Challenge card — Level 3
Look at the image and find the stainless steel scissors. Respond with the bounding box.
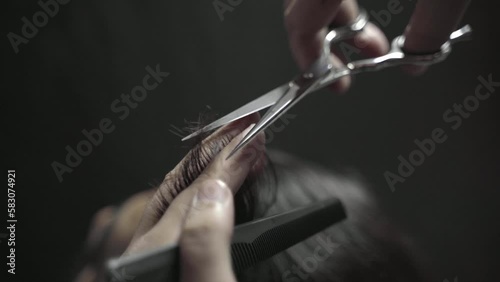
[182,9,472,159]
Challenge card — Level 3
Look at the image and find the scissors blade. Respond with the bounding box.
[181,83,290,141]
[226,78,318,159]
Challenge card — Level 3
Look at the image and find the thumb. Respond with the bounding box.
[179,180,236,282]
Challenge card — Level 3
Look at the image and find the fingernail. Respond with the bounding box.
[194,180,229,207]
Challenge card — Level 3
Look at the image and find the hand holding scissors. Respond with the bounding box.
[284,0,471,89]
[183,3,472,159]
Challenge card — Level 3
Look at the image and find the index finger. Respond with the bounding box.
[284,0,345,70]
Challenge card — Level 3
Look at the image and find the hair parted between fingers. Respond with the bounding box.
[151,112,276,225]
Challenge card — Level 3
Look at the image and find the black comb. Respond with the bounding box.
[106,198,345,282]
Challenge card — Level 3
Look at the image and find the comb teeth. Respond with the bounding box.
[231,218,316,272]
[231,223,289,272]
[253,223,288,259]
[231,243,258,272]
[230,198,346,273]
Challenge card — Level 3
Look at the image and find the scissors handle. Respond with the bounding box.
[315,24,473,89]
[348,25,472,73]
[306,9,369,78]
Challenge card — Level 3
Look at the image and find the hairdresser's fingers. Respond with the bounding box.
[147,123,264,243]
[129,114,260,242]
[180,182,236,282]
[332,22,389,62]
[402,0,470,75]
[285,0,388,93]
[329,1,389,59]
[285,0,348,92]
[126,124,265,254]
[329,2,388,92]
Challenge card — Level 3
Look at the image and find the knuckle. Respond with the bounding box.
[197,172,230,191]
[182,219,220,244]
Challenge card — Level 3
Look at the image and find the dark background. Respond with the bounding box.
[2,0,499,281]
